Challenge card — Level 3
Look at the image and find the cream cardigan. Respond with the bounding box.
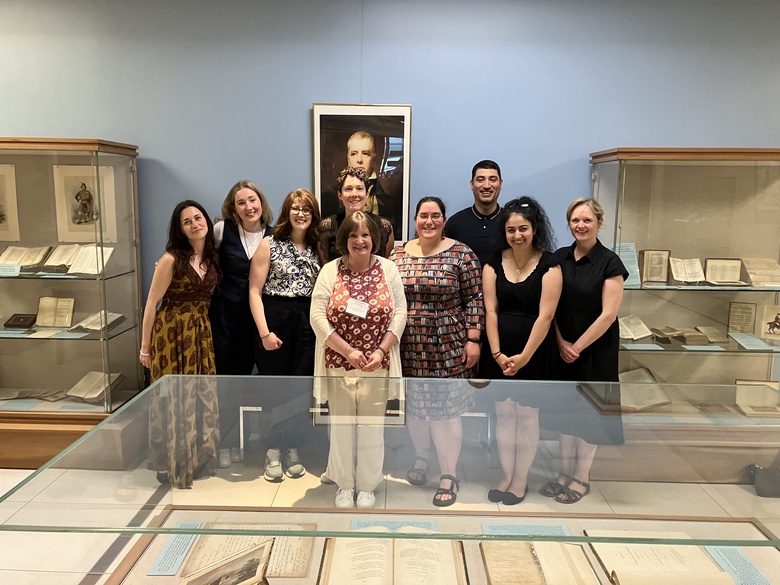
[309,255,407,402]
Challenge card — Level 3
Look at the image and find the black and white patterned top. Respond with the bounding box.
[262,236,321,298]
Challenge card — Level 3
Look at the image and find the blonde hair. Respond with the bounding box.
[566,197,604,225]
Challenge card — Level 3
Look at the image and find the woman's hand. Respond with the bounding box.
[139,348,152,369]
[502,353,528,376]
[463,340,480,369]
[346,347,367,370]
[558,338,580,363]
[261,332,283,351]
[362,349,385,372]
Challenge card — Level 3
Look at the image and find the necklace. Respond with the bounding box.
[511,252,537,275]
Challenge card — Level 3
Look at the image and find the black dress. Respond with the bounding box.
[540,240,628,445]
[484,250,560,406]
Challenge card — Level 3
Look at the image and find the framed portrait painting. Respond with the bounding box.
[0,164,20,241]
[313,103,411,241]
[53,165,117,243]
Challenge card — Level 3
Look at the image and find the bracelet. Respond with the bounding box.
[491,350,502,358]
[376,347,387,357]
[139,351,150,357]
[260,332,273,339]
[467,338,480,344]
[494,353,504,362]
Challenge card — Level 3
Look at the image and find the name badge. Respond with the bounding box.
[346,298,369,319]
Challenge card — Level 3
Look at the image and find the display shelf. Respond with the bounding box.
[0,137,143,466]
[591,147,780,387]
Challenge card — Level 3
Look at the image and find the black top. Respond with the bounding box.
[484,250,560,383]
[215,220,250,303]
[445,204,501,267]
[554,239,628,382]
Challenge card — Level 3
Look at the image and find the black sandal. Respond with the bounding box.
[539,473,573,497]
[406,456,429,486]
[555,477,590,504]
[433,474,459,507]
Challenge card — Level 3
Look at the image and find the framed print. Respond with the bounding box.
[760,304,780,340]
[53,165,117,243]
[0,164,20,241]
[313,103,411,241]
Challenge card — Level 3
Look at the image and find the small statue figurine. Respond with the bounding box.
[73,182,97,224]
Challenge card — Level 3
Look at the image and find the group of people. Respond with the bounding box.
[139,159,627,512]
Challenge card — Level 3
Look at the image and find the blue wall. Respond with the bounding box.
[2,0,779,293]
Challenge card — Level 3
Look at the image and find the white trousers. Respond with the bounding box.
[326,368,388,491]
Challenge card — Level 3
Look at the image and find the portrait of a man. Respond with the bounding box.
[314,104,411,241]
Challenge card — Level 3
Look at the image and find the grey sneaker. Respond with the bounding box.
[218,449,232,469]
[264,448,283,482]
[284,448,306,478]
[335,488,355,508]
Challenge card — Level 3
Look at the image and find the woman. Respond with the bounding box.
[541,197,627,504]
[310,211,407,509]
[483,197,561,505]
[249,189,321,482]
[139,200,221,489]
[318,167,394,264]
[210,180,273,375]
[390,197,484,507]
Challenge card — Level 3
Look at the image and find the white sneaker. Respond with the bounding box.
[218,449,231,469]
[335,488,355,508]
[264,448,283,482]
[356,490,376,509]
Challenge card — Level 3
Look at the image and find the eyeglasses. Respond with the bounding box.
[417,213,443,222]
[290,207,312,216]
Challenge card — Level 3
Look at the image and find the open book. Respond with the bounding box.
[480,540,599,584]
[618,368,671,412]
[182,540,272,585]
[638,249,669,283]
[735,379,780,417]
[35,297,75,328]
[319,526,467,585]
[742,257,780,286]
[66,244,114,275]
[618,315,652,341]
[67,371,124,403]
[585,529,735,585]
[704,258,749,286]
[43,244,88,272]
[68,311,126,334]
[0,245,51,267]
[668,257,705,284]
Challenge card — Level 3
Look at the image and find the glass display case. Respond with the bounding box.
[0,138,143,466]
[0,375,778,584]
[590,148,780,387]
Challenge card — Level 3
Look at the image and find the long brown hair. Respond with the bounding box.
[272,189,321,247]
[166,200,221,278]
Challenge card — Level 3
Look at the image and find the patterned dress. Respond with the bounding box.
[147,261,220,489]
[391,241,485,419]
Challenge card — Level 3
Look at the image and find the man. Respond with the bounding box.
[445,160,503,266]
[346,131,399,237]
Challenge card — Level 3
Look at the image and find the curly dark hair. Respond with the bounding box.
[166,199,220,279]
[494,196,556,253]
[337,167,369,192]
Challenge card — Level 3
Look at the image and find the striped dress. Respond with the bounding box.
[391,241,485,419]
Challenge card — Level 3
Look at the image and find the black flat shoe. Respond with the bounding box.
[502,486,529,505]
[487,489,506,503]
[156,472,170,484]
